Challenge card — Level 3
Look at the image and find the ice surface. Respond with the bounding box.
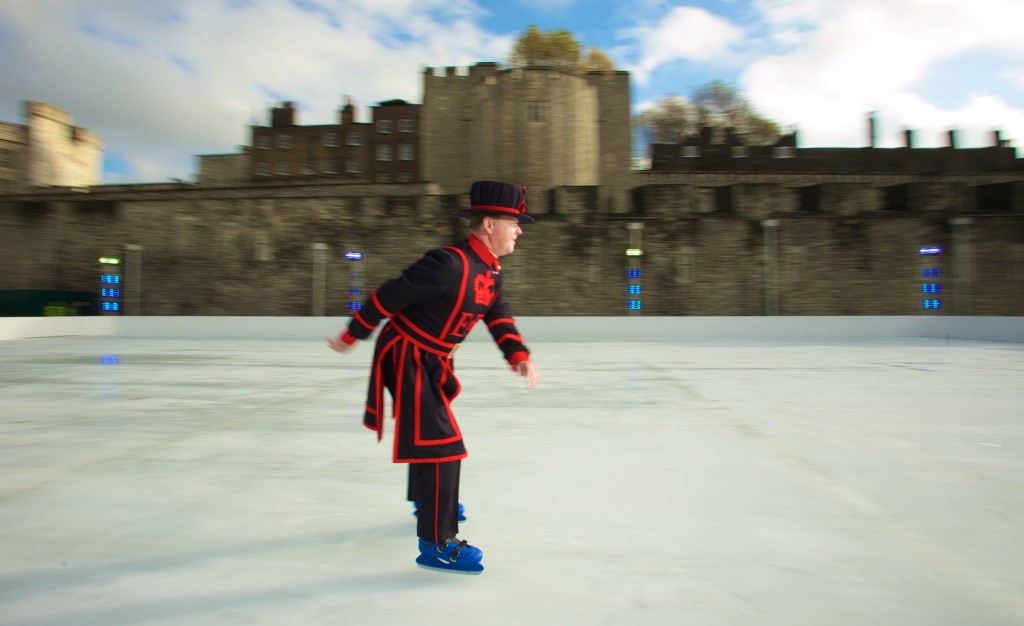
[1,336,1023,626]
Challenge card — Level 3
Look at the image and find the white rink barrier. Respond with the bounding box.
[2,315,1022,343]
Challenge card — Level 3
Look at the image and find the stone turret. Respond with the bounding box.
[25,101,104,188]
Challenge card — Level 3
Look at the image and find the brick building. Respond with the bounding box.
[247,98,420,184]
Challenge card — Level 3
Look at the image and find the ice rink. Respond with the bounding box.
[2,331,1023,625]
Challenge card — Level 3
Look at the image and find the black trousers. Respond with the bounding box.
[407,460,461,543]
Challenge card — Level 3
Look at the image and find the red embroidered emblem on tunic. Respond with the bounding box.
[474,271,496,306]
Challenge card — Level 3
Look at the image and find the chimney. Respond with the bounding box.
[867,112,877,148]
[947,129,957,149]
[270,101,295,128]
[340,96,355,124]
[904,128,914,149]
[993,130,1002,147]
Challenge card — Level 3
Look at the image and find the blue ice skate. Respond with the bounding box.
[413,502,466,522]
[416,537,484,574]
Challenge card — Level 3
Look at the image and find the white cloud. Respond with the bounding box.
[741,0,1024,147]
[621,6,743,85]
[0,0,510,183]
[1006,71,1024,91]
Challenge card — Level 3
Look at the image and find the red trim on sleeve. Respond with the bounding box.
[339,331,357,345]
[507,351,529,367]
[496,333,523,346]
[487,317,514,329]
[353,310,373,331]
[371,292,393,317]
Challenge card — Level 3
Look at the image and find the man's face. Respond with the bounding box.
[488,216,522,257]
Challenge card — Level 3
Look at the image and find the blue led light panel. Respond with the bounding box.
[101,302,120,311]
[922,284,941,293]
[627,300,641,310]
[921,268,941,278]
[627,285,641,294]
[101,288,121,298]
[919,246,943,255]
[627,269,641,279]
[100,274,121,284]
[922,299,942,309]
[348,301,363,311]
[349,287,362,296]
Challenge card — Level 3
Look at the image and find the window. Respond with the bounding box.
[256,135,271,150]
[346,159,362,174]
[675,246,695,285]
[714,186,732,212]
[325,159,339,174]
[376,173,393,183]
[528,101,547,123]
[399,119,414,133]
[785,246,805,282]
[300,160,315,175]
[731,146,749,158]
[347,132,362,146]
[256,162,271,176]
[799,185,822,212]
[255,231,272,262]
[276,161,291,175]
[398,144,414,161]
[682,146,701,158]
[276,134,292,149]
[377,120,393,133]
[323,133,339,147]
[774,146,795,158]
[377,145,393,161]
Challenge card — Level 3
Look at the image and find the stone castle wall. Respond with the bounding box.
[2,177,1022,317]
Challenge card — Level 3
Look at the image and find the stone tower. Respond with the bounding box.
[25,101,104,188]
[421,63,632,211]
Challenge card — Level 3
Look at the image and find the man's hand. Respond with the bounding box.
[326,335,356,354]
[515,359,539,389]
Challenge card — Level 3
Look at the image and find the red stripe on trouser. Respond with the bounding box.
[434,464,440,543]
[409,461,461,543]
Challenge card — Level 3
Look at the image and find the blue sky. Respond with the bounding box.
[1,0,1023,183]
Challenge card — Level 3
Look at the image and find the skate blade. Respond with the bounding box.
[415,554,484,575]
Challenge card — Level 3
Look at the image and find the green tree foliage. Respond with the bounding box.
[634,81,781,155]
[509,26,616,72]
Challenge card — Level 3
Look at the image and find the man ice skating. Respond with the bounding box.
[326,180,540,574]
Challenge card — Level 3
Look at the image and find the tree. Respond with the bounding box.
[633,81,781,158]
[692,81,778,143]
[634,95,700,146]
[581,47,616,72]
[509,26,616,72]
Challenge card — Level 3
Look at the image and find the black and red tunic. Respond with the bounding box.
[341,234,530,463]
